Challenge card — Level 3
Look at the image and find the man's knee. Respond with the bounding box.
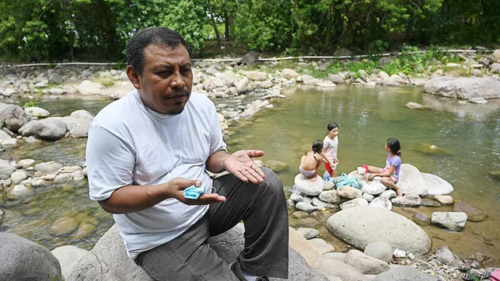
[261,167,285,198]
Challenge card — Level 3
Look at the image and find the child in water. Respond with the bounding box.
[299,140,324,181]
[322,122,339,179]
[363,138,403,197]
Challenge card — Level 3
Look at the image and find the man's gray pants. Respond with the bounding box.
[134,167,289,280]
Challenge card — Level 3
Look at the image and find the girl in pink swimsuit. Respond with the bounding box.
[299,140,324,180]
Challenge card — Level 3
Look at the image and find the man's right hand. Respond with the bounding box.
[167,177,226,205]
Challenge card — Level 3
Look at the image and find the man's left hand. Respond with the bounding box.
[224,150,266,184]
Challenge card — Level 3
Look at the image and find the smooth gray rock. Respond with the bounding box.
[391,194,421,207]
[369,197,392,210]
[431,212,467,231]
[0,233,62,280]
[0,159,16,180]
[345,250,390,275]
[361,181,386,195]
[52,245,89,280]
[327,206,431,255]
[294,174,324,196]
[435,246,462,267]
[19,118,67,140]
[364,241,393,263]
[242,51,259,66]
[297,228,320,240]
[340,198,369,210]
[0,104,30,132]
[68,224,328,281]
[319,190,341,204]
[398,164,427,196]
[308,238,335,255]
[372,266,440,281]
[422,173,454,195]
[35,161,63,173]
[296,201,320,213]
[423,76,500,99]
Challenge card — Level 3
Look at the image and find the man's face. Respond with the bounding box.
[127,44,193,115]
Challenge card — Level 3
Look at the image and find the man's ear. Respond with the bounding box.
[126,66,141,89]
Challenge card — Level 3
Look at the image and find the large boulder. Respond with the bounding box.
[76,80,103,95]
[19,118,67,140]
[242,51,259,66]
[372,266,440,281]
[327,206,431,255]
[431,212,467,231]
[397,164,427,196]
[422,173,454,195]
[68,224,328,281]
[0,104,30,132]
[423,77,500,100]
[0,233,62,280]
[344,250,390,275]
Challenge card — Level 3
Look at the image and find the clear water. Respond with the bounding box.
[227,85,500,265]
[1,87,499,265]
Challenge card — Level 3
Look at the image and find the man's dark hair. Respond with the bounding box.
[126,27,192,76]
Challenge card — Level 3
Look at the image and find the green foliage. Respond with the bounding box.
[22,101,39,108]
[0,0,498,61]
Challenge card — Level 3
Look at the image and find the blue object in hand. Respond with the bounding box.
[183,184,207,200]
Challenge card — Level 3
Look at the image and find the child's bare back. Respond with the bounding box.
[300,151,322,171]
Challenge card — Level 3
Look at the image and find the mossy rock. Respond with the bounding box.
[72,223,96,240]
[489,171,500,180]
[265,160,289,173]
[49,216,79,236]
[414,143,452,156]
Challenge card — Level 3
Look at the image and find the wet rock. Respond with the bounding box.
[297,227,320,239]
[8,184,33,198]
[340,198,369,210]
[420,198,441,207]
[18,118,67,140]
[431,212,467,231]
[17,159,35,169]
[24,107,50,118]
[290,193,305,202]
[0,232,62,280]
[412,213,431,226]
[406,102,427,109]
[265,160,289,172]
[296,201,320,213]
[49,217,79,236]
[10,171,28,184]
[35,161,63,173]
[414,143,452,156]
[488,171,500,180]
[327,206,431,255]
[364,241,393,263]
[292,211,309,219]
[434,195,453,205]
[72,223,96,240]
[54,174,71,183]
[294,174,323,196]
[453,202,486,222]
[0,159,16,180]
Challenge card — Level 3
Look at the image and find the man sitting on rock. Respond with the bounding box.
[86,27,288,281]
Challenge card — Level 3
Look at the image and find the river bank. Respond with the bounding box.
[0,49,499,280]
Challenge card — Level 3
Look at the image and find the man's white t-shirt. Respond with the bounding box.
[323,136,338,162]
[86,90,226,258]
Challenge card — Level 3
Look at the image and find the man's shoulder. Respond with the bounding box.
[92,90,139,128]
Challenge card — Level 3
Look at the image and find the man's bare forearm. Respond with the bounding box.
[99,183,172,214]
